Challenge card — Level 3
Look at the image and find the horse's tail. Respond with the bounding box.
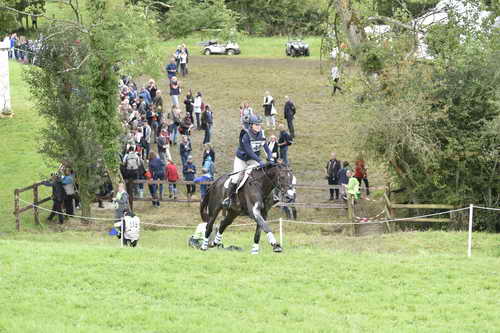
[200,187,210,222]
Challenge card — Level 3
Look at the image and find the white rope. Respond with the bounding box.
[474,206,500,212]
[19,198,119,221]
[280,207,470,226]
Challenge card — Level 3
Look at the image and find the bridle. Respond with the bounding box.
[254,163,293,198]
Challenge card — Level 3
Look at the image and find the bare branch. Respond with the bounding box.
[144,1,173,18]
[58,54,90,73]
[0,5,87,32]
[366,16,424,33]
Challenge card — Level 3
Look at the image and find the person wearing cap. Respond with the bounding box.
[222,114,272,208]
[183,156,197,198]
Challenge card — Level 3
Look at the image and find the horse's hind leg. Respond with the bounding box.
[213,210,238,247]
[201,207,221,251]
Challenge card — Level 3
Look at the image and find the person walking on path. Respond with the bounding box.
[331,65,342,95]
[283,95,296,139]
[184,89,194,120]
[325,152,341,200]
[277,124,293,165]
[166,58,177,80]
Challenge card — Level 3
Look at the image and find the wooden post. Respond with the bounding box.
[347,193,353,221]
[14,189,20,231]
[33,184,40,225]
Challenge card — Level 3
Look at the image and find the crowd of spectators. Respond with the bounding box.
[4,33,40,65]
[325,152,370,201]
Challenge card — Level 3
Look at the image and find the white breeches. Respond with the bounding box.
[229,157,259,184]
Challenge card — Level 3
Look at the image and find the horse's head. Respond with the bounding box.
[265,163,295,197]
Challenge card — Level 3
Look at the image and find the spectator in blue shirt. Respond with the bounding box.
[202,155,215,179]
[194,168,213,200]
[165,58,177,80]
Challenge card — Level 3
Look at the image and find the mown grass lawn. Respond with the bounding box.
[1,231,499,332]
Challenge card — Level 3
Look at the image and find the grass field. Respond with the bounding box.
[3,6,500,331]
[1,231,500,332]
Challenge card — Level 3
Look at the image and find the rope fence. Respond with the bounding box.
[15,196,500,257]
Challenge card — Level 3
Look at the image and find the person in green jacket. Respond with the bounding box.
[346,170,361,200]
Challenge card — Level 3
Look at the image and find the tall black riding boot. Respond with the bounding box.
[222,182,238,208]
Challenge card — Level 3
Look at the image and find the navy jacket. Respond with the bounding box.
[236,129,272,162]
[149,157,165,177]
[284,101,296,120]
[278,130,292,150]
[183,162,196,181]
[42,178,66,202]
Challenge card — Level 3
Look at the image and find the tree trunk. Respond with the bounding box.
[334,0,366,49]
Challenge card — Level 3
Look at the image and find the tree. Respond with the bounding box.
[20,0,162,220]
[353,4,500,230]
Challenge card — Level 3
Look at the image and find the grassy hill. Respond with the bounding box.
[2,231,500,332]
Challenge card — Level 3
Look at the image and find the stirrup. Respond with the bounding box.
[222,197,231,208]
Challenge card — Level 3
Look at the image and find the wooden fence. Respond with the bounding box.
[13,181,52,231]
[13,179,361,231]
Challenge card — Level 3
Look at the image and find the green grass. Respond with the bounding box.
[0,61,52,233]
[1,231,499,332]
[162,34,323,59]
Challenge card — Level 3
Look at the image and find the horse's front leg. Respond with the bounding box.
[251,201,282,253]
[251,224,261,255]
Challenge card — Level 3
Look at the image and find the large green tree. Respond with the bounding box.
[20,0,162,220]
[353,5,500,230]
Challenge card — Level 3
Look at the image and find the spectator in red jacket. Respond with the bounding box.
[165,159,179,199]
[354,159,369,196]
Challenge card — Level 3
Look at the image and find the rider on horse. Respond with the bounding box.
[222,115,272,208]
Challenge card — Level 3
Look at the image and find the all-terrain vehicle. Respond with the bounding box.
[285,40,310,57]
[199,40,241,56]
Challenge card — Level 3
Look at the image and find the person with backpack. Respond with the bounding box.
[122,146,143,196]
[277,124,292,165]
[283,95,296,139]
[201,104,213,145]
[165,159,179,199]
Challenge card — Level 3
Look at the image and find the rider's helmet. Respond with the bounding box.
[249,115,263,125]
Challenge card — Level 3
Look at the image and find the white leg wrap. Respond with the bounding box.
[267,232,277,245]
[201,238,209,250]
[251,243,259,254]
[214,232,223,245]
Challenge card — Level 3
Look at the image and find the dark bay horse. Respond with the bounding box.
[200,163,294,254]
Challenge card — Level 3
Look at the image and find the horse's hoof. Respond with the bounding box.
[215,243,224,249]
[272,244,283,253]
[251,250,259,255]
